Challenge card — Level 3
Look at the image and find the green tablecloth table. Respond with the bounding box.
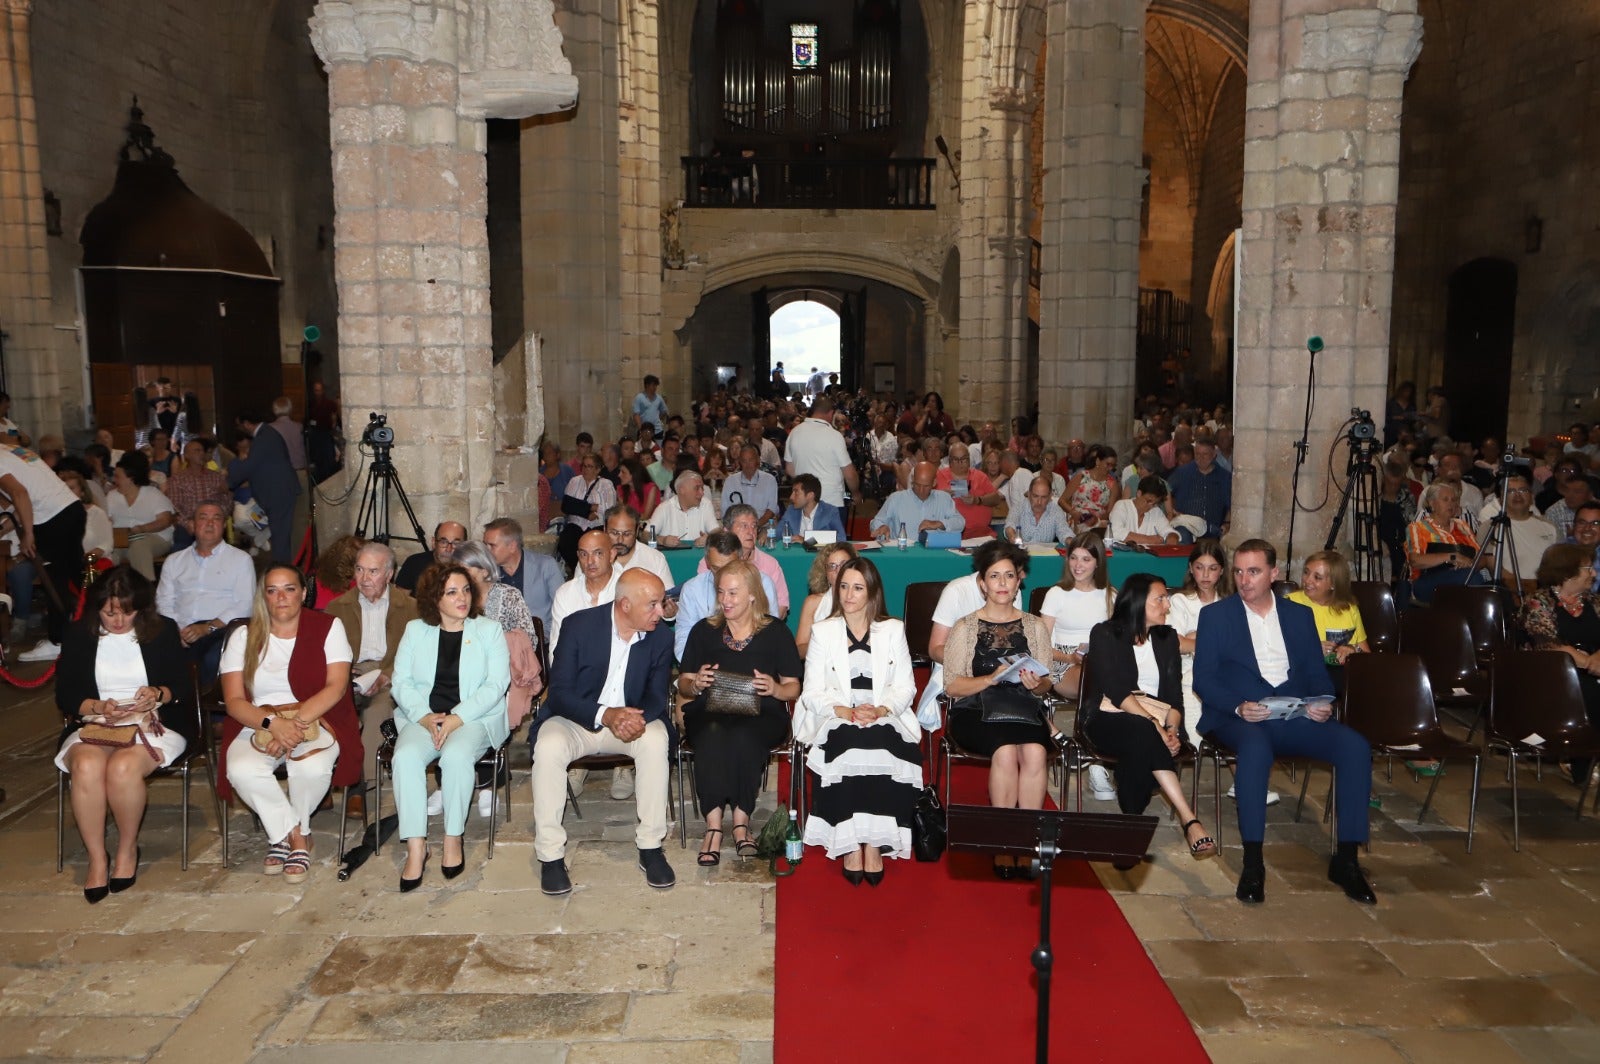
[662,544,1190,634]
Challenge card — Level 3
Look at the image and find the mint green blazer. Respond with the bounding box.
[391,615,512,748]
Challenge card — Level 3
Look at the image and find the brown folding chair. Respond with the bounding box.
[1487,651,1600,851]
[1342,654,1481,851]
[1350,581,1399,653]
[1432,584,1515,668]
[1027,586,1050,615]
[903,581,944,668]
[1399,608,1488,738]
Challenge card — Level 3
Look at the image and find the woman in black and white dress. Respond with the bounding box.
[796,558,920,885]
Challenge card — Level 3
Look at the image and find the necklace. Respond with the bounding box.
[1556,590,1585,617]
[721,626,755,652]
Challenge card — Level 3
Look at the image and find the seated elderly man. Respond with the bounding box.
[870,461,964,542]
[676,529,782,660]
[154,501,254,687]
[531,569,676,895]
[1003,474,1074,546]
[724,444,779,526]
[326,542,419,804]
[396,521,467,592]
[549,529,621,651]
[483,518,564,631]
[693,503,790,617]
[648,469,719,546]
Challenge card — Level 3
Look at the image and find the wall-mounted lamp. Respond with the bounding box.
[1525,215,1543,254]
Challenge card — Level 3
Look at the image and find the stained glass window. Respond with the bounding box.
[790,23,818,70]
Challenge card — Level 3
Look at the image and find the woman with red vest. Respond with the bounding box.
[219,564,362,883]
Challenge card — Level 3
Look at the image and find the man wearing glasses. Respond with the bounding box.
[395,521,468,592]
[604,504,675,600]
[1487,472,1558,595]
[936,441,1001,534]
[1568,501,1600,594]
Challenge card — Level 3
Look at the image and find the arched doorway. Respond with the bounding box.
[1444,258,1518,444]
[770,299,842,393]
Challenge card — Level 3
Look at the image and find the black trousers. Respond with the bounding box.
[35,502,86,645]
[1084,710,1177,816]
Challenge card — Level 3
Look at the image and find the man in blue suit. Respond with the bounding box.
[1193,539,1375,906]
[531,569,676,895]
[228,410,302,562]
[774,473,848,543]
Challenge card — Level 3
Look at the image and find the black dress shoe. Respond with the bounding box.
[638,847,676,889]
[441,843,465,880]
[83,884,109,905]
[1328,858,1377,904]
[863,868,884,887]
[842,864,866,886]
[540,859,573,896]
[109,847,140,894]
[399,852,429,893]
[1236,866,1265,905]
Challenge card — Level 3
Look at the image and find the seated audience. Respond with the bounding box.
[1108,475,1178,546]
[938,442,1000,533]
[1287,550,1370,696]
[616,458,661,521]
[1004,474,1074,546]
[1519,543,1600,784]
[775,473,848,543]
[795,557,920,884]
[1060,444,1121,531]
[531,570,676,896]
[163,438,230,549]
[650,470,719,546]
[55,463,114,563]
[795,543,858,657]
[483,518,563,632]
[678,559,801,866]
[673,529,781,661]
[605,504,674,588]
[155,501,255,687]
[54,567,191,902]
[870,461,964,541]
[558,452,618,570]
[389,563,511,890]
[549,529,620,652]
[725,444,779,526]
[1080,573,1215,863]
[1040,532,1113,702]
[396,522,468,592]
[312,534,365,609]
[1406,481,1493,603]
[1570,501,1600,594]
[219,565,362,885]
[106,451,176,580]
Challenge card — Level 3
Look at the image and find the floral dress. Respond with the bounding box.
[1069,473,1115,527]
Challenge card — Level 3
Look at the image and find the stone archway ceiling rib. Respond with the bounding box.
[1147,0,1247,68]
[986,0,1047,102]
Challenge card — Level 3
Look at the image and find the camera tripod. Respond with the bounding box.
[354,444,427,548]
[1325,432,1383,582]
[1466,449,1525,601]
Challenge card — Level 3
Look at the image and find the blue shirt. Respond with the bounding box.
[674,566,781,661]
[870,488,965,537]
[724,470,778,520]
[633,392,668,432]
[549,464,575,500]
[1167,462,1232,538]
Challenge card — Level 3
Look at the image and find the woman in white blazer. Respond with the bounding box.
[390,564,511,891]
[795,557,922,886]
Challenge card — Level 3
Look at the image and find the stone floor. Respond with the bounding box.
[5,674,1600,1062]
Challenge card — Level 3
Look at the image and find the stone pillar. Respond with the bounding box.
[0,0,61,440]
[1037,0,1146,452]
[1231,0,1422,564]
[618,0,662,391]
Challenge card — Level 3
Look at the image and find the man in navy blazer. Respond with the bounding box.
[774,473,848,542]
[228,411,301,562]
[531,569,676,895]
[1193,539,1375,906]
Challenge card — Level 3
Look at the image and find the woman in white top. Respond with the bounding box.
[795,557,921,884]
[794,543,857,657]
[1166,539,1231,746]
[55,465,115,560]
[220,565,358,884]
[1040,533,1114,700]
[105,451,175,581]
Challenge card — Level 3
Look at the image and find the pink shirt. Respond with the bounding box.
[696,546,790,615]
[937,467,996,532]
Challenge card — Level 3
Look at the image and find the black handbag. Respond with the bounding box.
[965,684,1046,726]
[912,786,947,862]
[704,671,761,716]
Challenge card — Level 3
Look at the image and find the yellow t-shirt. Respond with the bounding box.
[1288,591,1367,648]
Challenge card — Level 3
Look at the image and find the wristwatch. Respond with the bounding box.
[260,716,274,731]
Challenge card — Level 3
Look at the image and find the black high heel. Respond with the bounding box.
[400,851,429,893]
[441,840,465,880]
[841,864,866,886]
[864,869,884,887]
[83,884,109,904]
[109,846,141,894]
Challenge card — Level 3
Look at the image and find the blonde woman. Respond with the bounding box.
[794,543,858,657]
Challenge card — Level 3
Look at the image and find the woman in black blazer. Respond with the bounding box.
[54,566,193,902]
[1081,573,1216,860]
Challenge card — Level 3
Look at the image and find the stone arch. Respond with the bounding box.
[987,0,1047,100]
[1147,0,1248,68]
[1204,229,1236,375]
[701,248,934,306]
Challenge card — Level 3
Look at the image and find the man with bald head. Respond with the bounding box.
[327,541,419,791]
[532,568,676,895]
[870,460,965,542]
[548,528,620,651]
[396,520,468,591]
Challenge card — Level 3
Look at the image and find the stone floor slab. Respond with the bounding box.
[452,932,675,994]
[305,993,629,1043]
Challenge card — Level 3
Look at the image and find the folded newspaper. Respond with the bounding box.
[1258,696,1331,720]
[992,653,1053,685]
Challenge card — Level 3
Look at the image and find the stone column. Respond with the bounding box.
[1230,0,1422,563]
[618,0,662,392]
[1037,0,1147,452]
[0,0,61,440]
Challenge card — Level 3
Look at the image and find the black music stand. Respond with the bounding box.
[947,805,1159,1064]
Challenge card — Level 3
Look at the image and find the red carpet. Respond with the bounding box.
[774,764,1210,1063]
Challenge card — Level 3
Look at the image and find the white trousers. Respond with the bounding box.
[225,728,339,845]
[531,716,669,862]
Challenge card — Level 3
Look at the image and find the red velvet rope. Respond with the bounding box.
[0,580,88,689]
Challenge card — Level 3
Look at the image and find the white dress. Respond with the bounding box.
[55,630,188,770]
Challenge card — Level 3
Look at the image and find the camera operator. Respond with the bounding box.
[229,410,302,563]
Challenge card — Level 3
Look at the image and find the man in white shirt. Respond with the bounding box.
[605,504,674,587]
[1482,472,1558,593]
[155,501,255,685]
[649,471,719,546]
[784,396,858,507]
[1108,477,1179,545]
[724,445,779,526]
[997,450,1064,525]
[870,462,964,541]
[1,445,87,661]
[746,422,782,470]
[549,529,622,652]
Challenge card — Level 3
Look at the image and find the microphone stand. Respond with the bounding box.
[1285,336,1323,566]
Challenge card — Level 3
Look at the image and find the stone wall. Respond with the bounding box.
[1187,63,1245,383]
[1140,98,1195,295]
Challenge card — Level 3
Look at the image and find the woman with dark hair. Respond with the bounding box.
[220,565,361,885]
[389,562,511,890]
[796,557,920,885]
[1520,543,1600,781]
[944,540,1056,865]
[54,566,191,902]
[312,534,365,609]
[106,450,176,579]
[617,457,662,521]
[1168,539,1233,744]
[1081,574,1216,861]
[896,391,955,438]
[1041,532,1113,700]
[1060,444,1121,531]
[678,559,801,865]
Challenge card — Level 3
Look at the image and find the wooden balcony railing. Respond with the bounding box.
[682,156,936,210]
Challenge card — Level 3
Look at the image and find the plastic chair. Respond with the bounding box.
[1350,581,1399,653]
[902,581,944,668]
[1342,653,1481,851]
[1487,651,1600,851]
[1431,584,1514,668]
[1399,608,1488,738]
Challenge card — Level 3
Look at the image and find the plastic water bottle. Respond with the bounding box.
[784,809,803,864]
[898,522,908,551]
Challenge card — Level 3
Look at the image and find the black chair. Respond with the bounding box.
[1432,584,1515,669]
[675,703,801,848]
[1350,581,1399,653]
[1487,650,1600,851]
[903,582,944,668]
[1342,653,1481,851]
[56,663,225,873]
[1399,608,1488,738]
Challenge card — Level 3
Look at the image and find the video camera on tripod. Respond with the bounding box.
[353,410,425,548]
[1324,407,1383,580]
[1345,408,1379,459]
[362,412,395,451]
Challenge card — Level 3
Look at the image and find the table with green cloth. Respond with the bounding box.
[661,544,1190,633]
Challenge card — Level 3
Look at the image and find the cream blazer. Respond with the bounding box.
[795,617,919,746]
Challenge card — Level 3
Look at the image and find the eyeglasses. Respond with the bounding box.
[1575,519,1600,529]
[436,538,465,548]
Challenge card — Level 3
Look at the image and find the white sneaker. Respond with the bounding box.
[477,788,494,819]
[18,639,60,663]
[567,767,589,792]
[611,765,635,800]
[1087,765,1117,801]
[1226,784,1281,806]
[426,789,444,817]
